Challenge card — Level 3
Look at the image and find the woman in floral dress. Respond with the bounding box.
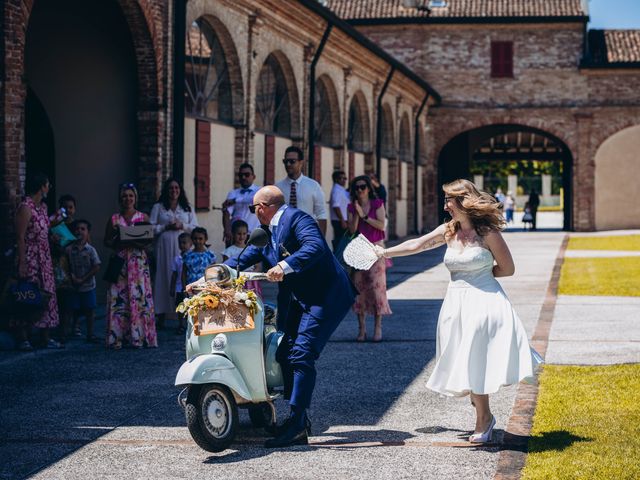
[14,172,60,350]
[103,184,157,349]
[347,175,392,342]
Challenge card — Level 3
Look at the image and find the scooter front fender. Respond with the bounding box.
[175,354,251,401]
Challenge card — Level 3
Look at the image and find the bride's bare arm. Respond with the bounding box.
[376,224,447,258]
[484,230,515,277]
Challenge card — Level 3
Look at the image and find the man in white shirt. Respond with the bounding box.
[329,170,350,250]
[276,146,327,235]
[222,163,260,245]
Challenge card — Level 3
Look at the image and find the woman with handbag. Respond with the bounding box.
[149,178,197,332]
[14,172,61,350]
[347,175,392,342]
[103,183,157,349]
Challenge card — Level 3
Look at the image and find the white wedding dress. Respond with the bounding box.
[426,245,542,397]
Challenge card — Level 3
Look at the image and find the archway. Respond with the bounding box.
[594,124,640,230]
[24,0,150,286]
[437,125,573,230]
[314,75,342,147]
[347,91,372,153]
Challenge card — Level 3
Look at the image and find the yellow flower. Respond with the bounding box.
[205,296,219,309]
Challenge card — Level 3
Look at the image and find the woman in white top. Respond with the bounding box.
[150,178,198,329]
[375,179,540,443]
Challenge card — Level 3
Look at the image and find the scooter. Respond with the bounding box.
[175,232,284,452]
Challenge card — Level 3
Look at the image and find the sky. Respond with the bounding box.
[588,0,640,29]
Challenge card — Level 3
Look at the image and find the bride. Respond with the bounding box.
[375,179,541,443]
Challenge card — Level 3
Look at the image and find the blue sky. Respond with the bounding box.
[588,0,640,29]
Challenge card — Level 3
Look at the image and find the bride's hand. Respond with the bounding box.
[373,245,386,258]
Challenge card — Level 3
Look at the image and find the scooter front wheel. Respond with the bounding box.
[185,384,238,452]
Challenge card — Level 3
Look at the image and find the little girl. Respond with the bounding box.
[222,220,262,296]
[181,227,216,287]
[171,232,192,334]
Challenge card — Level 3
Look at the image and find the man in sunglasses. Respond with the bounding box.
[222,163,260,246]
[275,146,327,235]
[226,185,356,448]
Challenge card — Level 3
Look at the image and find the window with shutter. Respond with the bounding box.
[491,41,513,78]
[313,144,322,183]
[264,135,275,185]
[195,120,211,210]
[348,151,355,181]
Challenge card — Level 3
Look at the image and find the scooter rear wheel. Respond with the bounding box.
[186,384,238,452]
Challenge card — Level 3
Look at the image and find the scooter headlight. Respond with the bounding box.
[211,334,227,351]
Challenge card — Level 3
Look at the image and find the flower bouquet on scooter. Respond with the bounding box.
[177,275,261,336]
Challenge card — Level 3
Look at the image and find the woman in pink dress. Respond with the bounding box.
[14,172,61,350]
[103,184,157,349]
[347,175,392,342]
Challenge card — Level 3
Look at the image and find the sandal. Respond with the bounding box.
[46,339,64,349]
[18,341,33,352]
[74,328,83,337]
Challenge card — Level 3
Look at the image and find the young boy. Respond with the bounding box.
[66,220,101,343]
[171,232,192,334]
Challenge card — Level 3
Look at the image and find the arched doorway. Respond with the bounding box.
[438,125,573,230]
[24,0,153,288]
[346,91,372,181]
[594,124,640,230]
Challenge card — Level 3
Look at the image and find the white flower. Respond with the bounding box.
[239,292,248,301]
[244,300,252,307]
[234,292,243,302]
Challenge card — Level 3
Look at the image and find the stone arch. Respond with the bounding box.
[255,50,301,138]
[185,14,244,124]
[437,123,574,230]
[594,124,640,230]
[417,120,428,165]
[347,90,372,153]
[8,0,163,206]
[380,102,395,158]
[398,113,412,162]
[314,74,342,147]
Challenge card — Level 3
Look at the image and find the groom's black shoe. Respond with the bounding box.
[264,424,308,448]
[268,416,312,437]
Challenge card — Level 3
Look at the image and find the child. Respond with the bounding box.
[58,194,76,225]
[522,202,534,231]
[66,219,102,343]
[182,227,216,288]
[171,232,192,334]
[222,220,262,296]
[53,194,77,341]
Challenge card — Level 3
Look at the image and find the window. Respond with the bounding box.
[491,41,513,78]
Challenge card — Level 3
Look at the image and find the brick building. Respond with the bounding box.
[1,0,440,269]
[326,0,640,231]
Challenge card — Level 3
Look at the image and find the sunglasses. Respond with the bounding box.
[355,184,368,191]
[248,202,272,214]
[120,182,136,189]
[238,172,252,178]
[282,158,300,166]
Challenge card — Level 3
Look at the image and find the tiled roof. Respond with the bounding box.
[325,0,587,20]
[603,30,640,63]
[585,29,640,66]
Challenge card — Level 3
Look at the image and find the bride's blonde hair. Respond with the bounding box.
[443,179,505,239]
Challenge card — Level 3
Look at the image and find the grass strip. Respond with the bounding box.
[567,235,640,251]
[522,364,640,480]
[558,256,640,296]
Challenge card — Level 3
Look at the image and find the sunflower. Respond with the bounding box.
[205,296,219,309]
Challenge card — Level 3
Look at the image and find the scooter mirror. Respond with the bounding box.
[247,227,269,248]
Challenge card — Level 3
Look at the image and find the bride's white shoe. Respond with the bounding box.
[469,415,496,443]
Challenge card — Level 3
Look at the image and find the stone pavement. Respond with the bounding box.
[546,230,640,365]
[0,231,565,480]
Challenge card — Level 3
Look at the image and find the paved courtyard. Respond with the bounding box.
[1,231,566,480]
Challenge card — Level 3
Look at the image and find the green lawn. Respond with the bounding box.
[567,235,640,251]
[522,364,640,480]
[558,256,640,296]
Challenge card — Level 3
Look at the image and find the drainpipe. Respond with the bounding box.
[172,0,187,183]
[375,67,395,177]
[308,23,333,179]
[413,93,429,234]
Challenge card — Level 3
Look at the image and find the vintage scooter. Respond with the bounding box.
[175,229,284,452]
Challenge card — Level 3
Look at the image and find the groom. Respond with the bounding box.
[226,185,356,448]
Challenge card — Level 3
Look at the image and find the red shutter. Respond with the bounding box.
[195,120,211,210]
[264,135,275,185]
[313,145,322,184]
[348,151,355,181]
[491,41,513,78]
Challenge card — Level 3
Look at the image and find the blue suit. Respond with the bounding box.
[226,207,356,409]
